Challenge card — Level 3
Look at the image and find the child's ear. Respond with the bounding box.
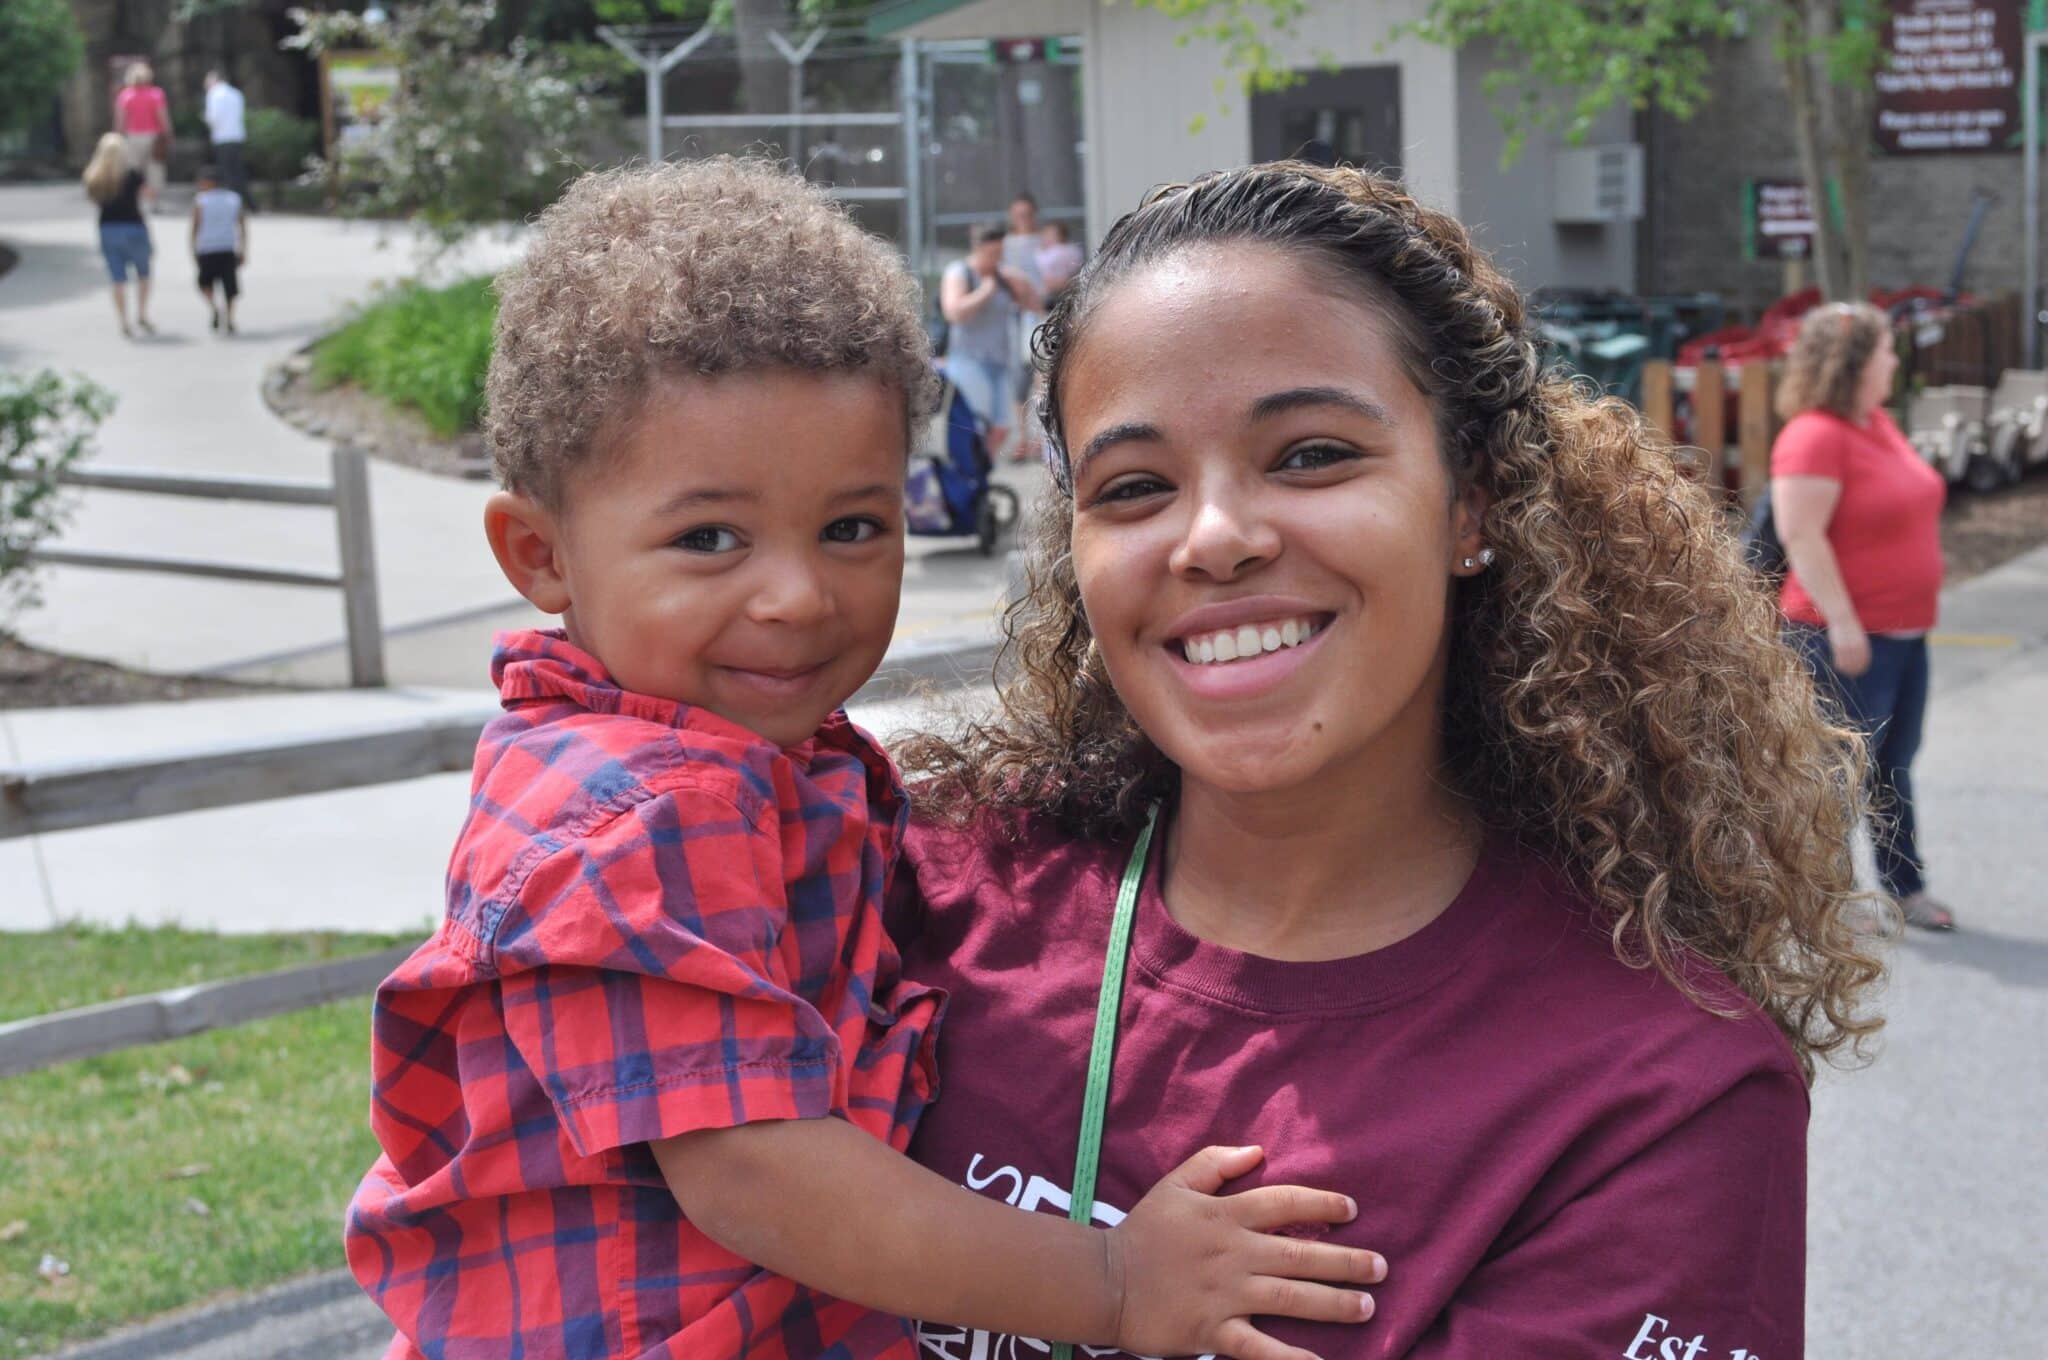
[484,491,572,615]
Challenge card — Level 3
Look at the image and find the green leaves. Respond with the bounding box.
[286,1,613,255]
[0,371,113,624]
[0,0,86,135]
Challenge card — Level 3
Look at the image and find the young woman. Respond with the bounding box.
[1772,302,1954,930]
[894,162,1884,1358]
[83,132,155,338]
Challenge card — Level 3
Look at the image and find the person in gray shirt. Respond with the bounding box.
[939,223,1043,456]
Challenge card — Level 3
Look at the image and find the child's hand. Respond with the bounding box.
[1106,1145,1384,1360]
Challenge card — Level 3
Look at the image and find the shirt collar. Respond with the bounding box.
[489,628,898,793]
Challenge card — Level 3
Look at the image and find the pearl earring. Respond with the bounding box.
[1462,548,1497,571]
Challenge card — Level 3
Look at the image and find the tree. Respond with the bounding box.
[287,0,611,253]
[0,0,86,136]
[1,371,113,624]
[1134,0,1889,300]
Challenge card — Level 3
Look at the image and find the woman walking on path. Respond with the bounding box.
[1771,303,1955,931]
[83,133,156,339]
[891,162,1884,1357]
[113,63,173,209]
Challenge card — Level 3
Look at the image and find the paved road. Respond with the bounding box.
[0,183,1032,689]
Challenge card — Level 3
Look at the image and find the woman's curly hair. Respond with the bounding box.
[899,161,1884,1077]
[487,157,937,508]
[1775,301,1891,421]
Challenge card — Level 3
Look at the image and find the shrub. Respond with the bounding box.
[0,0,84,136]
[287,0,610,254]
[1,370,114,622]
[312,277,496,436]
[244,108,321,208]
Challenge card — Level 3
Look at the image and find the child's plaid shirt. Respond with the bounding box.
[345,630,944,1359]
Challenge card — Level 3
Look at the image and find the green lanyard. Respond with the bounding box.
[1051,803,1159,1360]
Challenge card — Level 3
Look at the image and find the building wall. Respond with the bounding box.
[898,0,1462,246]
[1643,32,2026,314]
[1453,37,1637,295]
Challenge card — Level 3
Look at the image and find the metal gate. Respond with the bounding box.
[594,26,1086,282]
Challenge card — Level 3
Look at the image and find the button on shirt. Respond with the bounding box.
[345,630,943,1360]
[205,81,246,143]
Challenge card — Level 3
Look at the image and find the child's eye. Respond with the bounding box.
[672,526,743,554]
[1278,442,1360,472]
[822,517,885,544]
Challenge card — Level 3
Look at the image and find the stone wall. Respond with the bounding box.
[58,0,321,167]
[1642,32,2026,317]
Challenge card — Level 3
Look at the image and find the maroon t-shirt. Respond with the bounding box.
[892,808,1807,1360]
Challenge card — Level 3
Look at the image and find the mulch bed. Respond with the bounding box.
[263,354,493,482]
[1939,468,2048,584]
[0,635,293,711]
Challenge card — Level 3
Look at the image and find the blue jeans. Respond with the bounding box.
[1788,625,1929,897]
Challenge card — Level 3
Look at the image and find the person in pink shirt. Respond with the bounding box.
[893,161,1887,1358]
[1771,302,1953,931]
[113,63,173,209]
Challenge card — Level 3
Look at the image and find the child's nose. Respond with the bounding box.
[746,558,834,627]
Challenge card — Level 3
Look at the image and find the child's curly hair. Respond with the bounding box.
[899,162,1886,1078]
[487,157,938,507]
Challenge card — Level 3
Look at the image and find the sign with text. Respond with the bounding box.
[1747,180,1816,260]
[1873,0,2022,154]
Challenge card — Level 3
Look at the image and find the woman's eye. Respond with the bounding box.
[672,526,742,554]
[1093,476,1169,505]
[1278,442,1360,472]
[822,516,884,544]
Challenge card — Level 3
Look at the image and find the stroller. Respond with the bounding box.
[905,367,1021,555]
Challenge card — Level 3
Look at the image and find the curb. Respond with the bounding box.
[40,1269,372,1360]
[0,630,999,841]
[0,943,421,1078]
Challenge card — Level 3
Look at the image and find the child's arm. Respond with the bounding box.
[655,1117,1383,1360]
[237,203,248,264]
[190,203,200,258]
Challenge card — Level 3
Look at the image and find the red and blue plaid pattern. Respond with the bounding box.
[345,630,943,1360]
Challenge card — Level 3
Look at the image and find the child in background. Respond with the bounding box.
[344,158,1387,1360]
[1036,221,1084,306]
[190,166,245,334]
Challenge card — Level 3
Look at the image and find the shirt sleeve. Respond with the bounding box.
[1408,1066,1807,1360]
[491,784,844,1159]
[1771,414,1846,481]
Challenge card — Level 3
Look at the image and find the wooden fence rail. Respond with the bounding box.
[8,445,385,686]
[1639,358,1781,510]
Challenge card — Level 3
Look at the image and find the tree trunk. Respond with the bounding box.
[1776,4,1845,299]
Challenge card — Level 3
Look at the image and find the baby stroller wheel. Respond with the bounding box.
[975,496,1000,555]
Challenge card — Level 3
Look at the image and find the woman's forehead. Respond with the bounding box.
[1064,246,1429,429]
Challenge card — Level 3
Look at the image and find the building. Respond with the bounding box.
[869,0,1645,295]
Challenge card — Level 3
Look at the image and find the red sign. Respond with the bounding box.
[1873,0,2022,154]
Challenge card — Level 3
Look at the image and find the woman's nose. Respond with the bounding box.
[1167,488,1282,582]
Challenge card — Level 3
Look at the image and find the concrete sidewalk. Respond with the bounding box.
[0,183,1039,689]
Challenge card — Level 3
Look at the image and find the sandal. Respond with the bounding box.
[1898,892,1958,932]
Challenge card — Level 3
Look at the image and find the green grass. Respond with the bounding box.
[312,275,497,436]
[0,924,415,1025]
[0,998,382,1356]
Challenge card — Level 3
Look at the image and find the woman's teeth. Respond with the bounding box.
[1179,616,1323,665]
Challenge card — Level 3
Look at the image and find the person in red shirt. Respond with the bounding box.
[112,63,172,210]
[345,159,1386,1360]
[1771,302,1953,930]
[896,161,1890,1357]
